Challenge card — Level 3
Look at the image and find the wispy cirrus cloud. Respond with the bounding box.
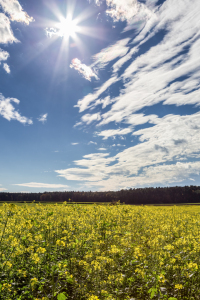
[55,152,115,183]
[81,112,101,125]
[38,113,48,124]
[92,38,130,69]
[75,75,117,112]
[13,182,69,188]
[71,142,79,145]
[96,127,133,139]
[0,0,34,24]
[0,94,33,124]
[70,58,99,81]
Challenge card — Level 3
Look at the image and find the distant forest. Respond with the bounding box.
[1,186,200,204]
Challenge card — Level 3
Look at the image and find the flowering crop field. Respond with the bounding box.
[1,203,200,300]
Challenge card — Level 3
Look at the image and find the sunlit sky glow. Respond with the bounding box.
[1,0,200,192]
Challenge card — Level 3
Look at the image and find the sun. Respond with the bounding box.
[57,17,78,38]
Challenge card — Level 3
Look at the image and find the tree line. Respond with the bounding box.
[1,185,200,204]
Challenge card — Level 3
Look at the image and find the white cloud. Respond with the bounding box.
[56,112,200,190]
[38,113,48,123]
[88,141,97,145]
[125,113,158,126]
[75,75,117,112]
[3,62,10,73]
[71,142,79,145]
[70,58,99,81]
[112,46,138,73]
[101,96,112,109]
[0,0,34,24]
[13,182,69,188]
[45,27,58,38]
[0,13,18,44]
[98,147,107,150]
[103,0,144,22]
[0,93,33,124]
[96,127,133,139]
[55,152,115,182]
[189,178,195,181]
[0,186,7,191]
[84,0,200,129]
[81,112,101,125]
[0,47,9,62]
[93,0,155,33]
[92,38,130,69]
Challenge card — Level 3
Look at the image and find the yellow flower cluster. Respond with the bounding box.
[1,203,200,299]
[56,239,66,247]
[1,283,12,291]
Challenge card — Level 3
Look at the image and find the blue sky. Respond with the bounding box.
[0,0,200,193]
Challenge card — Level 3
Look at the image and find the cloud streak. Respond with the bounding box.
[75,75,117,112]
[70,58,99,81]
[96,127,133,139]
[92,38,130,69]
[13,182,69,188]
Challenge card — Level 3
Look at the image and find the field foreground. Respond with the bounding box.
[0,203,200,300]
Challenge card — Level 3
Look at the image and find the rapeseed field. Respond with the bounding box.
[0,202,200,300]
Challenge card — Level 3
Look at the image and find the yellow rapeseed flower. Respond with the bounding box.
[175,284,183,289]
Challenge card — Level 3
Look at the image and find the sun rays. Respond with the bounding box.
[57,17,78,38]
[42,1,105,86]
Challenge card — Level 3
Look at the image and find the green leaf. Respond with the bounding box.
[67,276,74,284]
[168,298,177,300]
[148,287,157,299]
[57,293,67,300]
[47,212,54,217]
